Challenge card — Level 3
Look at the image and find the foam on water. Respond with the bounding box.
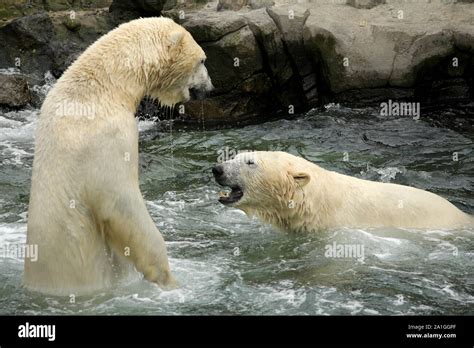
[0,110,38,143]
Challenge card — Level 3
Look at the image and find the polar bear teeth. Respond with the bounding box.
[218,186,244,205]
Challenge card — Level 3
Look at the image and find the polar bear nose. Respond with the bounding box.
[212,165,224,179]
[190,87,209,100]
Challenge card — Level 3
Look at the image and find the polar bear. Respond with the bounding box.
[25,17,213,295]
[213,151,473,232]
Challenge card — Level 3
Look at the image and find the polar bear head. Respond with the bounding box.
[114,18,213,107]
[213,151,314,231]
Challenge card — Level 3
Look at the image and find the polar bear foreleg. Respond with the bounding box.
[100,189,177,289]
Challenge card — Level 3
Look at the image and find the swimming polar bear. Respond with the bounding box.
[213,151,473,232]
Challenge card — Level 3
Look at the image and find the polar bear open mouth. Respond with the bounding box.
[218,186,244,205]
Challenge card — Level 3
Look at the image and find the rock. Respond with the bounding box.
[0,12,56,76]
[242,9,292,86]
[52,10,115,71]
[243,8,314,107]
[249,0,274,9]
[200,25,262,93]
[79,0,114,9]
[62,17,82,31]
[303,2,474,103]
[174,9,258,94]
[0,0,113,22]
[167,5,316,123]
[346,0,385,10]
[217,0,247,11]
[42,0,74,11]
[0,73,31,108]
[174,6,314,122]
[216,0,273,11]
[163,0,177,10]
[172,9,247,42]
[181,24,279,123]
[266,5,317,105]
[177,0,215,8]
[109,0,166,15]
[390,29,455,87]
[304,10,394,93]
[0,10,115,78]
[267,5,311,76]
[181,73,274,125]
[453,25,474,53]
[0,1,23,21]
[1,0,473,125]
[41,0,114,11]
[128,0,211,14]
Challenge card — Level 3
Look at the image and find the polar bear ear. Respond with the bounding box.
[169,31,185,47]
[290,171,310,187]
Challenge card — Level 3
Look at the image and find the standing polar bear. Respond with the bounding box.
[213,151,473,232]
[25,17,213,295]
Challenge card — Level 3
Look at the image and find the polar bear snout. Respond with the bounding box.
[187,63,213,101]
[189,87,208,100]
[212,163,236,187]
[212,161,240,186]
[213,163,245,205]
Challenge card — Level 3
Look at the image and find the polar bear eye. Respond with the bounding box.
[200,59,205,64]
[246,160,255,166]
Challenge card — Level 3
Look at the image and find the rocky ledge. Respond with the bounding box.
[0,0,473,126]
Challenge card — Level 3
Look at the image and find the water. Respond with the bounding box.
[0,99,473,315]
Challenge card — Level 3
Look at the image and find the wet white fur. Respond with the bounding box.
[219,151,473,232]
[25,18,212,295]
